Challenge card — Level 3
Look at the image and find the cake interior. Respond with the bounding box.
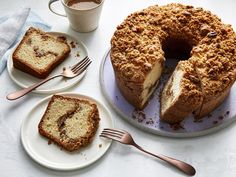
[15,31,68,70]
[62,102,93,139]
[161,68,184,115]
[141,60,163,107]
[41,97,94,141]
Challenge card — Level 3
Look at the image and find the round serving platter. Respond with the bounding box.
[100,49,236,138]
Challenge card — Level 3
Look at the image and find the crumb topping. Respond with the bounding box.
[178,61,203,105]
[111,3,236,99]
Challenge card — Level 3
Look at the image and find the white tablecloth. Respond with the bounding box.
[1,0,236,177]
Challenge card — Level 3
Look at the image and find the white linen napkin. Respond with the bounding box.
[0,8,51,74]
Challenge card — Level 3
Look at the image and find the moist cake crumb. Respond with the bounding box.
[132,109,146,123]
[70,41,76,48]
[38,95,100,152]
[207,114,212,118]
[218,115,224,120]
[169,123,184,131]
[146,118,154,125]
[193,119,203,123]
[57,36,67,42]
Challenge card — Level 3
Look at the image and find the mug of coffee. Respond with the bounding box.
[49,0,104,32]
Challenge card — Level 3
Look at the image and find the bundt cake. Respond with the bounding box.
[13,27,71,79]
[38,95,100,151]
[110,3,236,123]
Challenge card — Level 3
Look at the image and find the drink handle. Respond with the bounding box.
[48,0,67,17]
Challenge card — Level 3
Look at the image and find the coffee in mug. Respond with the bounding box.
[66,0,101,10]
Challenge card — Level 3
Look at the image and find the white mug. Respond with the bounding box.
[49,0,104,32]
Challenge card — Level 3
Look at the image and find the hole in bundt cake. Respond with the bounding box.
[162,38,192,60]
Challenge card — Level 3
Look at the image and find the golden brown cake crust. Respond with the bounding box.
[176,61,203,104]
[111,7,166,84]
[13,27,71,79]
[38,95,100,152]
[111,3,236,118]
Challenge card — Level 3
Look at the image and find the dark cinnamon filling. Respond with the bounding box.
[57,105,80,135]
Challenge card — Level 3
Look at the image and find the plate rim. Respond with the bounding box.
[7,31,89,94]
[21,92,114,170]
[99,48,236,138]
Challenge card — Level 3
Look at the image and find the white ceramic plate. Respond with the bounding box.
[21,92,114,171]
[7,32,88,94]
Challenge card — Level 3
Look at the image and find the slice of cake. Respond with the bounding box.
[13,27,71,79]
[38,95,100,151]
[160,61,203,123]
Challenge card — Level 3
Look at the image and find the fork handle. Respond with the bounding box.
[6,74,62,100]
[132,143,196,176]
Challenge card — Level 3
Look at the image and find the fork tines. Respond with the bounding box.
[103,128,125,134]
[100,128,125,140]
[71,56,91,74]
[71,56,88,69]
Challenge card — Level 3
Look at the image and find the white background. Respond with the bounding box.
[0,0,236,177]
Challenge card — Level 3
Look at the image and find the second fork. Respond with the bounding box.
[100,128,196,176]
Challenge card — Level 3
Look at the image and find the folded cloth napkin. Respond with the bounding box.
[0,8,51,74]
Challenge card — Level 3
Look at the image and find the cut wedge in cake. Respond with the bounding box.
[115,58,165,109]
[13,27,71,79]
[160,61,203,124]
[38,95,100,152]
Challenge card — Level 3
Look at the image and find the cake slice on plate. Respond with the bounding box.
[38,95,100,151]
[13,27,71,79]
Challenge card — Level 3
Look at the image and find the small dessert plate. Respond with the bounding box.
[21,92,114,170]
[7,32,88,94]
[100,49,236,138]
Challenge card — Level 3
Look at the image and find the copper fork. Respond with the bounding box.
[100,128,196,176]
[6,56,91,100]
